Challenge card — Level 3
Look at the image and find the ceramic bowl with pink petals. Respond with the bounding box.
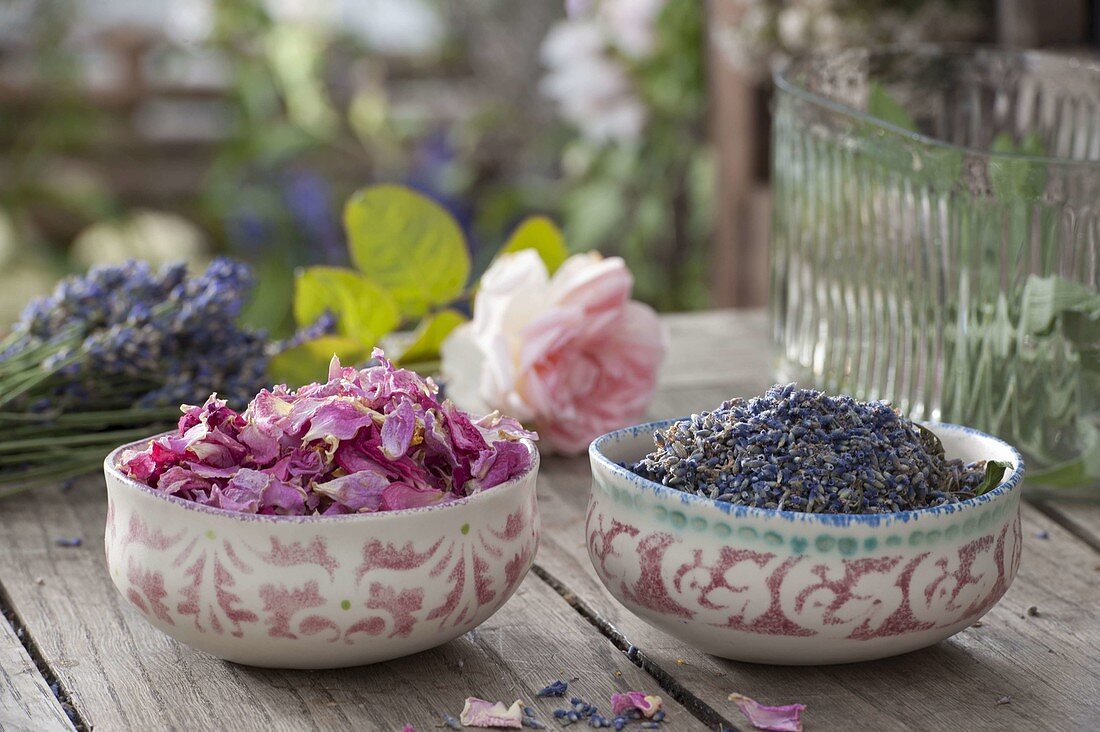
[102,351,541,668]
[103,437,539,668]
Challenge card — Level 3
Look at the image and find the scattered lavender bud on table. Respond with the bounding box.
[536,680,568,697]
[631,385,1002,514]
[53,537,82,548]
[996,696,1012,705]
[1035,530,1050,540]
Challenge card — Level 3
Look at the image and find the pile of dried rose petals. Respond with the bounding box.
[119,349,537,515]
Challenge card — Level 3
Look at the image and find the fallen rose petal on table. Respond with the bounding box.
[609,691,662,718]
[460,697,525,728]
[728,692,806,732]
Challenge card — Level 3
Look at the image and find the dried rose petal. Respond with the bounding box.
[208,468,269,513]
[121,349,536,515]
[238,421,282,464]
[300,398,372,444]
[312,470,390,512]
[261,478,306,514]
[459,698,524,729]
[443,401,489,454]
[380,483,445,511]
[156,466,210,496]
[381,398,417,460]
[728,693,805,732]
[610,691,662,718]
[476,411,539,442]
[475,441,532,491]
[120,448,157,482]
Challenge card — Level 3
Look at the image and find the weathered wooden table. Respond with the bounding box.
[2,311,1098,731]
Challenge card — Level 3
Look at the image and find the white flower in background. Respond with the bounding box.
[540,20,647,144]
[598,0,665,58]
[71,210,208,271]
[540,0,667,145]
[776,6,811,50]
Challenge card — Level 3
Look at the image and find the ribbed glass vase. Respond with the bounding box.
[771,48,1100,497]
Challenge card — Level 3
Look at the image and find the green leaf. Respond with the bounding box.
[974,460,1012,496]
[1029,459,1088,488]
[868,83,917,132]
[499,216,569,272]
[1020,275,1100,336]
[990,131,1047,200]
[293,266,400,346]
[915,424,946,459]
[240,255,295,336]
[395,309,468,365]
[344,185,470,317]
[266,336,369,387]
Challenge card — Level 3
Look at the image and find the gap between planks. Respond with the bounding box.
[530,562,740,732]
[1029,500,1100,555]
[0,579,81,732]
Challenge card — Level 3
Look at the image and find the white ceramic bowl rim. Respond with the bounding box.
[104,434,539,525]
[589,420,1025,527]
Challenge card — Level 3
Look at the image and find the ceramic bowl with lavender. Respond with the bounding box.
[103,437,539,669]
[586,421,1024,665]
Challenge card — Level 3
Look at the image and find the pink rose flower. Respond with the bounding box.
[441,250,666,455]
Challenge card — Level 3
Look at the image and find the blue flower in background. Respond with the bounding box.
[283,169,346,265]
[405,129,478,259]
[226,208,273,256]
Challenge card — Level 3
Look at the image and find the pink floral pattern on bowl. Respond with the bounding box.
[586,421,1024,664]
[104,437,539,669]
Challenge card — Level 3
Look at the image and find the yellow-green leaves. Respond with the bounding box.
[395,309,467,365]
[276,184,570,386]
[499,216,569,273]
[344,185,470,317]
[268,336,369,386]
[294,267,399,345]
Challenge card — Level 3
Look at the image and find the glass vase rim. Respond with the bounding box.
[773,44,1100,169]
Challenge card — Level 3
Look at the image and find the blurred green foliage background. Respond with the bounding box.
[0,0,711,336]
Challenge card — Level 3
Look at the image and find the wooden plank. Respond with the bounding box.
[1032,502,1100,554]
[0,611,75,732]
[657,309,773,391]
[0,479,709,732]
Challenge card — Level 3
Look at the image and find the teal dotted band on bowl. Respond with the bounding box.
[596,477,1012,557]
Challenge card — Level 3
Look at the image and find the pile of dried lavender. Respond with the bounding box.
[631,384,1007,514]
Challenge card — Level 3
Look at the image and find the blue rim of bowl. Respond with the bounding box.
[104,434,539,524]
[589,419,1025,527]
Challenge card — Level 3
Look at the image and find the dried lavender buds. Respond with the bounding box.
[631,385,1007,514]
